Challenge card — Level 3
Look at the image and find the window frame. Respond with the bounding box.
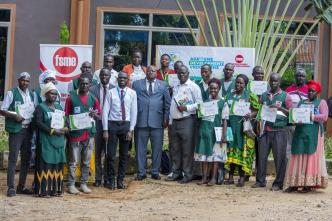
[95,7,205,70]
[0,4,15,98]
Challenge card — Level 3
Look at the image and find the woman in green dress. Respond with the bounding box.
[225,74,260,187]
[34,82,68,197]
[195,78,229,186]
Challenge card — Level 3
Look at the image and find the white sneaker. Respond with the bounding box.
[68,185,80,194]
[80,184,91,194]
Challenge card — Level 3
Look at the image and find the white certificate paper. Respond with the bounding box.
[51,110,65,129]
[16,102,35,120]
[69,112,92,130]
[168,74,180,87]
[232,101,251,116]
[260,105,277,123]
[250,81,268,95]
[200,100,219,117]
[290,108,311,124]
[214,127,223,142]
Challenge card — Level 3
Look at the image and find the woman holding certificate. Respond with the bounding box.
[195,78,229,186]
[33,82,68,197]
[284,80,329,193]
[225,74,260,187]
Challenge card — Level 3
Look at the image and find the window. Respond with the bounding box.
[0,8,11,100]
[100,11,199,71]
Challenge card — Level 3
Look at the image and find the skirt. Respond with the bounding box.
[284,129,328,189]
[194,143,227,162]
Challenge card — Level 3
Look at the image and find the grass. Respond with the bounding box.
[324,135,332,159]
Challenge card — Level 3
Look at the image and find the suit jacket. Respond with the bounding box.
[90,84,114,116]
[132,79,171,129]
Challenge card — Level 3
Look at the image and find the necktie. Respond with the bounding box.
[148,81,153,96]
[103,85,107,107]
[121,89,126,121]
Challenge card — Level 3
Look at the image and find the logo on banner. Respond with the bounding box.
[234,54,250,67]
[53,47,78,75]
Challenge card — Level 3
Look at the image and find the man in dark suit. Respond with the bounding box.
[90,68,114,187]
[132,65,171,180]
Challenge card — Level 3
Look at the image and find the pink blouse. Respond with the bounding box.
[313,99,328,123]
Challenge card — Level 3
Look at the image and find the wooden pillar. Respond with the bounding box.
[70,0,90,44]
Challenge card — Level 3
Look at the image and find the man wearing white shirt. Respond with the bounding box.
[102,72,137,189]
[166,65,203,184]
[0,72,34,197]
[93,54,118,87]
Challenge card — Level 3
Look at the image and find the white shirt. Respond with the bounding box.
[170,79,202,123]
[93,69,119,87]
[146,79,155,94]
[130,65,146,84]
[102,86,137,131]
[1,87,34,124]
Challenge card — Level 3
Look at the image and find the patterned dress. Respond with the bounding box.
[225,90,260,175]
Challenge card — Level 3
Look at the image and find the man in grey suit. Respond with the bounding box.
[132,65,171,180]
[90,68,114,187]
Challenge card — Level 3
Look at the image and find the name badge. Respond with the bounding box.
[275,101,282,108]
[74,106,81,114]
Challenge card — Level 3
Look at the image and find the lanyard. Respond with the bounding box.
[160,68,169,81]
[117,87,126,103]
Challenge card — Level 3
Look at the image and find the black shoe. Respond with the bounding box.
[16,186,33,195]
[165,175,182,182]
[93,181,102,187]
[178,177,191,184]
[135,175,147,181]
[7,188,16,197]
[105,180,116,190]
[117,181,126,189]
[270,185,282,191]
[251,183,266,188]
[103,181,109,187]
[151,174,161,180]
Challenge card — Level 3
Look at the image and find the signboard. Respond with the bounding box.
[40,44,93,106]
[156,45,255,80]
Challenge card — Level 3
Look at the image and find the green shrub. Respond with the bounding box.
[324,136,332,159]
[0,130,8,152]
[59,21,69,44]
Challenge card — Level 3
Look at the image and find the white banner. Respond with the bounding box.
[156,45,255,80]
[40,44,93,106]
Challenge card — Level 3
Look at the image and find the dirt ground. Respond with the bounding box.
[0,172,331,221]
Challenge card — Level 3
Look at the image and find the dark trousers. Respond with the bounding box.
[106,121,130,182]
[169,115,196,180]
[229,163,245,177]
[135,127,163,176]
[95,120,108,182]
[256,130,287,188]
[7,128,32,189]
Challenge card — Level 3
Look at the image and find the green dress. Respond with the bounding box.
[221,78,235,98]
[195,80,210,102]
[225,90,260,175]
[195,99,227,162]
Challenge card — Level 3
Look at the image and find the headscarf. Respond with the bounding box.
[307,80,321,94]
[39,70,56,85]
[41,82,58,97]
[18,72,30,80]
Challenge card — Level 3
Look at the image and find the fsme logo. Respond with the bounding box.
[234,54,250,67]
[235,54,244,63]
[53,47,78,75]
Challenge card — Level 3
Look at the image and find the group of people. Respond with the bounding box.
[1,48,329,198]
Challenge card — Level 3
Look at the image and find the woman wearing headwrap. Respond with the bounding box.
[284,80,329,193]
[34,70,57,105]
[33,82,68,197]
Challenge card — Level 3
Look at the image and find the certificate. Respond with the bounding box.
[16,102,35,120]
[199,100,219,117]
[214,127,233,142]
[231,101,250,116]
[259,105,277,123]
[51,110,65,129]
[289,108,311,124]
[168,74,180,87]
[249,81,268,95]
[69,112,92,130]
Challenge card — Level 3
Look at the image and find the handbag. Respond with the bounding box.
[243,119,256,139]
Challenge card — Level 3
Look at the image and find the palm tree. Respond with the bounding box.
[175,0,332,79]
